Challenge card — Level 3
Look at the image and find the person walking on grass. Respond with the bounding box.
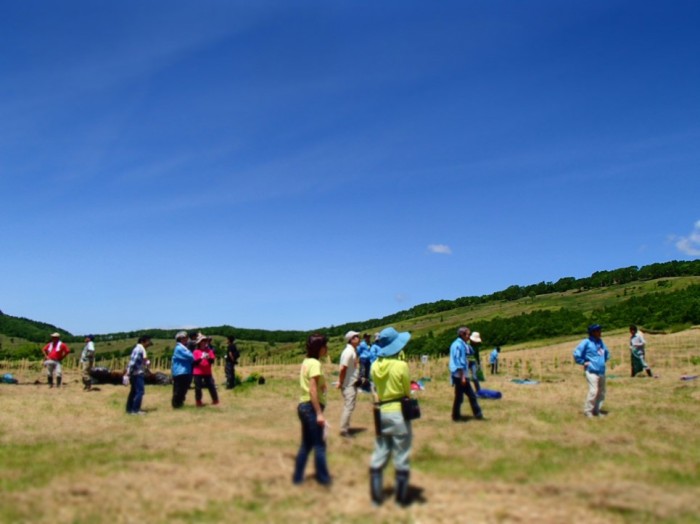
[573,324,610,418]
[171,331,194,408]
[193,334,219,407]
[42,332,70,388]
[630,325,654,378]
[225,335,240,389]
[369,327,413,507]
[80,335,96,391]
[449,327,483,422]
[292,334,331,486]
[124,335,152,415]
[338,330,361,438]
[489,346,501,375]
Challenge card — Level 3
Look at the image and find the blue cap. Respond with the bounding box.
[374,327,411,357]
[587,324,602,334]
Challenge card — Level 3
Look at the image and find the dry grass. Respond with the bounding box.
[1,330,699,523]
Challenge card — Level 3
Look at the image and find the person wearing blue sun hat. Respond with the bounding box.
[369,327,413,507]
[573,324,610,418]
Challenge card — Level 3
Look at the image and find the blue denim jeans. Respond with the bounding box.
[293,402,331,485]
[126,374,145,413]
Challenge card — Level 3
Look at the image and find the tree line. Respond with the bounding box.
[1,259,699,351]
[408,284,700,356]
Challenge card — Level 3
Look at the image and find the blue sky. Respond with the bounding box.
[1,1,699,335]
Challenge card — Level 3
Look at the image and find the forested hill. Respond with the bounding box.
[0,312,70,344]
[2,259,699,347]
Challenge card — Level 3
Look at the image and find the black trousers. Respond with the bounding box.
[452,377,482,419]
[194,375,219,403]
[172,374,193,408]
[224,360,236,389]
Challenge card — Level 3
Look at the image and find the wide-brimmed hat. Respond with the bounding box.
[195,334,210,344]
[375,327,411,358]
[50,332,60,338]
[469,332,482,343]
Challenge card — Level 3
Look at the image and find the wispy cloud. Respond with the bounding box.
[428,244,452,255]
[674,220,700,256]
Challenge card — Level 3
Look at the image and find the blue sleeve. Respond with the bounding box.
[573,341,587,365]
[174,345,194,362]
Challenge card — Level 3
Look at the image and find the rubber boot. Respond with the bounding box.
[370,468,383,506]
[395,470,410,507]
[57,376,62,388]
[646,368,654,377]
[48,376,54,388]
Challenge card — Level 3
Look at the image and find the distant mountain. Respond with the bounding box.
[2,259,699,350]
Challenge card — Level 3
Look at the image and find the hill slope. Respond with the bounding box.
[2,260,699,361]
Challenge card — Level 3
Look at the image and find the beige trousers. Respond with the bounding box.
[584,370,606,416]
[340,385,358,433]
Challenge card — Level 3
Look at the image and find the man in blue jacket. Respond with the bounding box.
[573,324,610,418]
[172,331,194,408]
[449,326,483,422]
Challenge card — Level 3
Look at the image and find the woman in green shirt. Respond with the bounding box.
[292,334,331,485]
[369,327,412,506]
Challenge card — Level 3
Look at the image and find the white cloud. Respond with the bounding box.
[395,293,409,303]
[675,220,700,256]
[428,244,452,255]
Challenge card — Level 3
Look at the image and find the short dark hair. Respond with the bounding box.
[306,334,328,359]
[138,335,152,344]
[630,324,638,332]
[227,335,236,343]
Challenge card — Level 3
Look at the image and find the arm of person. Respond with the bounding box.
[337,365,347,389]
[309,376,325,426]
[573,341,589,367]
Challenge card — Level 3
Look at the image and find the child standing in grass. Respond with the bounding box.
[192,334,219,407]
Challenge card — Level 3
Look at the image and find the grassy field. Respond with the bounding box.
[1,329,699,523]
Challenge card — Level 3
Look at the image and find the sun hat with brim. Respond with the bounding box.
[375,327,411,358]
[195,334,209,345]
[469,332,482,343]
[50,332,60,338]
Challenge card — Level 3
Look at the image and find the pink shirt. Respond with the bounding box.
[193,348,215,376]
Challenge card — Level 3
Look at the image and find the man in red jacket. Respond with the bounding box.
[42,332,70,388]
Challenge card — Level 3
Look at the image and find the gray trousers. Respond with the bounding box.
[370,411,412,471]
[44,360,62,378]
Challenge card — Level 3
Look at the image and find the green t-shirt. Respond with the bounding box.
[299,357,327,405]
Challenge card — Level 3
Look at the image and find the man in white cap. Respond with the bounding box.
[338,330,361,438]
[42,332,70,388]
